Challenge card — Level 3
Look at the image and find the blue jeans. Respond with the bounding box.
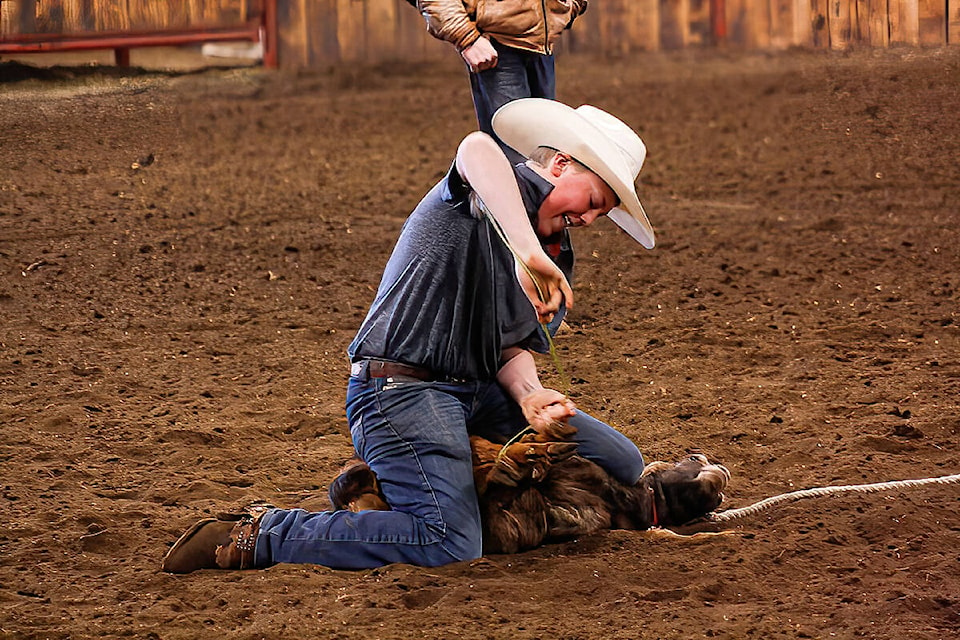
[254,375,644,570]
[469,40,555,164]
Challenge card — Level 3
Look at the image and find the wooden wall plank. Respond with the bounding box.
[305,0,340,65]
[2,0,28,34]
[809,0,830,47]
[770,0,796,47]
[902,0,921,42]
[365,0,398,60]
[18,0,38,32]
[336,0,366,61]
[727,0,770,47]
[34,0,60,32]
[888,0,902,40]
[185,0,248,26]
[597,0,661,53]
[0,1,17,36]
[749,0,772,47]
[688,0,712,44]
[194,0,216,25]
[827,0,851,48]
[854,0,869,43]
[2,0,27,35]
[889,0,920,43]
[791,0,813,44]
[79,0,96,30]
[849,0,860,42]
[918,0,946,43]
[216,0,245,23]
[725,0,748,45]
[599,0,629,54]
[634,0,662,51]
[561,0,603,53]
[951,0,960,43]
[126,3,167,30]
[865,0,889,44]
[396,0,429,59]
[93,0,129,31]
[187,0,204,25]
[277,0,310,66]
[55,0,78,32]
[661,0,691,49]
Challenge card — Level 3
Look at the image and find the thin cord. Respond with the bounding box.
[474,194,570,393]
[494,426,538,462]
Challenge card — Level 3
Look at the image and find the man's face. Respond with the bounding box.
[535,154,619,238]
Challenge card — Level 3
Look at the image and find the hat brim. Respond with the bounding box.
[492,99,655,249]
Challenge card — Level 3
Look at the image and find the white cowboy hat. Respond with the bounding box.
[492,98,655,249]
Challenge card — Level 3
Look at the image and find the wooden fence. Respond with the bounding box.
[274,0,959,66]
[712,0,958,49]
[1,0,957,68]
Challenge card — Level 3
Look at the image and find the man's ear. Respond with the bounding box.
[549,152,573,177]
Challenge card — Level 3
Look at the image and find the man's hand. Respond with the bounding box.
[519,389,577,439]
[461,36,498,73]
[516,252,574,324]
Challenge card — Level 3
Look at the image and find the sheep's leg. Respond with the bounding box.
[327,458,390,512]
[471,434,577,495]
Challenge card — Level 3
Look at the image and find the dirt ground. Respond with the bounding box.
[1,44,959,639]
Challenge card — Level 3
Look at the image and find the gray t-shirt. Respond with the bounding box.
[348,162,573,381]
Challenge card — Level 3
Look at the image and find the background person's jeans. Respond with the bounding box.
[254,375,644,570]
[469,40,556,164]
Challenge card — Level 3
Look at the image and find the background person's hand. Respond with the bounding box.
[461,36,498,73]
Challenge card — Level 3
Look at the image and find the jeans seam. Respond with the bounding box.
[371,383,449,543]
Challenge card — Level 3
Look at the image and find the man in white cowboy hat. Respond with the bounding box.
[161,99,656,572]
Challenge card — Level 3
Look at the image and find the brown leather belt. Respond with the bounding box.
[350,359,435,382]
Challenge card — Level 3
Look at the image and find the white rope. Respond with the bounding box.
[707,473,960,523]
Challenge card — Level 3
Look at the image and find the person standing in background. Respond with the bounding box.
[418,0,588,162]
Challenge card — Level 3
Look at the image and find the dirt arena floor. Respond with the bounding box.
[1,45,959,639]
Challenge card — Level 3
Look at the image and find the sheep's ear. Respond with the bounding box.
[640,461,673,478]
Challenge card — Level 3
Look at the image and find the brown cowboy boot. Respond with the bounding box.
[161,508,266,573]
[214,513,260,569]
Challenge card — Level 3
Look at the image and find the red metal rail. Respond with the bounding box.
[710,0,727,42]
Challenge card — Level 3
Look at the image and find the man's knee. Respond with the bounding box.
[568,412,645,485]
[422,519,483,566]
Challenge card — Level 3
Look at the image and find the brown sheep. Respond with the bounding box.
[328,429,730,554]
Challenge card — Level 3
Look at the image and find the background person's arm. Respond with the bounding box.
[419,0,483,51]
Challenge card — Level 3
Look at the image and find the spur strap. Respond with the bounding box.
[215,513,262,569]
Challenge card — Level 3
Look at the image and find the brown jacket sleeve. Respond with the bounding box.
[419,0,483,51]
